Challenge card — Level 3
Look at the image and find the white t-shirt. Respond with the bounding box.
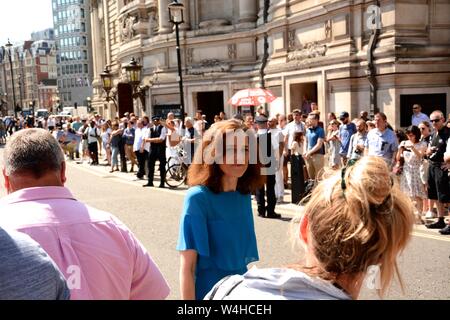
[284,121,305,150]
[85,127,100,144]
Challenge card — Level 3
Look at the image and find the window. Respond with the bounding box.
[84,64,88,73]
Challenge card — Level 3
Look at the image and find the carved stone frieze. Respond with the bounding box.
[187,59,230,75]
[121,15,137,41]
[228,44,237,60]
[287,42,327,61]
[148,10,158,36]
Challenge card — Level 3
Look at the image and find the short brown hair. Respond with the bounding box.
[187,119,265,194]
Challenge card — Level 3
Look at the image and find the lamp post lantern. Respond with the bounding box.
[168,0,185,124]
[100,66,118,110]
[123,57,143,92]
[5,40,18,118]
[86,97,92,113]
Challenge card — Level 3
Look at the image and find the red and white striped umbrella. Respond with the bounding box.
[228,88,277,106]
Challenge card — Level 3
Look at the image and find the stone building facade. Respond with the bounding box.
[90,0,450,127]
[0,40,58,116]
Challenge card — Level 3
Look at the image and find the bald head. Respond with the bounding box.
[3,129,66,192]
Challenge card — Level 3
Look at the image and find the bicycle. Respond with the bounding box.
[165,144,189,188]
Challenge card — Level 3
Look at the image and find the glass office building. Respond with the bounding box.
[52,0,93,110]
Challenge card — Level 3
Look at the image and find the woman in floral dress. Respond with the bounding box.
[397,125,427,222]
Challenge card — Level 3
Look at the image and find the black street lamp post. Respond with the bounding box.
[5,40,18,118]
[168,0,185,124]
[18,74,24,114]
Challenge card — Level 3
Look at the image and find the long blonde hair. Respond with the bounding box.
[297,156,414,297]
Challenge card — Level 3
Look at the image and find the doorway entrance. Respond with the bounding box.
[196,91,224,125]
[290,82,318,113]
[400,93,447,127]
[117,83,133,118]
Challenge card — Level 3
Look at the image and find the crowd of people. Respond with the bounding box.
[0,102,449,300]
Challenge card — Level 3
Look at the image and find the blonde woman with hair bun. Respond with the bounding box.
[206,156,415,300]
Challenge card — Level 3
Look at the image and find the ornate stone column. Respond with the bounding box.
[179,0,191,31]
[239,0,258,23]
[90,0,105,87]
[158,0,172,34]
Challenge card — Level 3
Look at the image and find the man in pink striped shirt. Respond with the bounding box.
[0,128,170,300]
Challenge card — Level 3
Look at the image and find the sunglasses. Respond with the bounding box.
[430,118,441,123]
[413,107,419,110]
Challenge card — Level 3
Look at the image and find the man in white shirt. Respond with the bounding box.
[283,109,305,185]
[411,104,430,126]
[143,116,168,188]
[84,120,101,165]
[134,119,147,179]
[283,109,305,151]
[269,117,285,203]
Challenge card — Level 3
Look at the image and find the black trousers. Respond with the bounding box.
[291,155,306,204]
[148,150,166,186]
[256,174,276,216]
[88,142,98,164]
[119,139,127,172]
[135,150,148,179]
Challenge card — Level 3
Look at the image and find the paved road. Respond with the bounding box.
[0,147,449,299]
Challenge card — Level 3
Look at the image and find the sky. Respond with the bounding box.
[0,0,54,45]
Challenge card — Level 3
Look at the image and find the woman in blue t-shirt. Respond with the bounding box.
[177,119,265,300]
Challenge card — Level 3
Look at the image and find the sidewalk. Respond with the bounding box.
[66,156,302,217]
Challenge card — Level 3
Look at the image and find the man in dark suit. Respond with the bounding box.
[255,115,281,219]
[143,116,167,188]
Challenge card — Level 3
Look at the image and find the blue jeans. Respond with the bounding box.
[111,146,119,166]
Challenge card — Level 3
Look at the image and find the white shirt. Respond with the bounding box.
[47,117,56,127]
[133,127,144,152]
[141,127,151,152]
[284,121,305,150]
[85,127,100,144]
[269,128,284,158]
